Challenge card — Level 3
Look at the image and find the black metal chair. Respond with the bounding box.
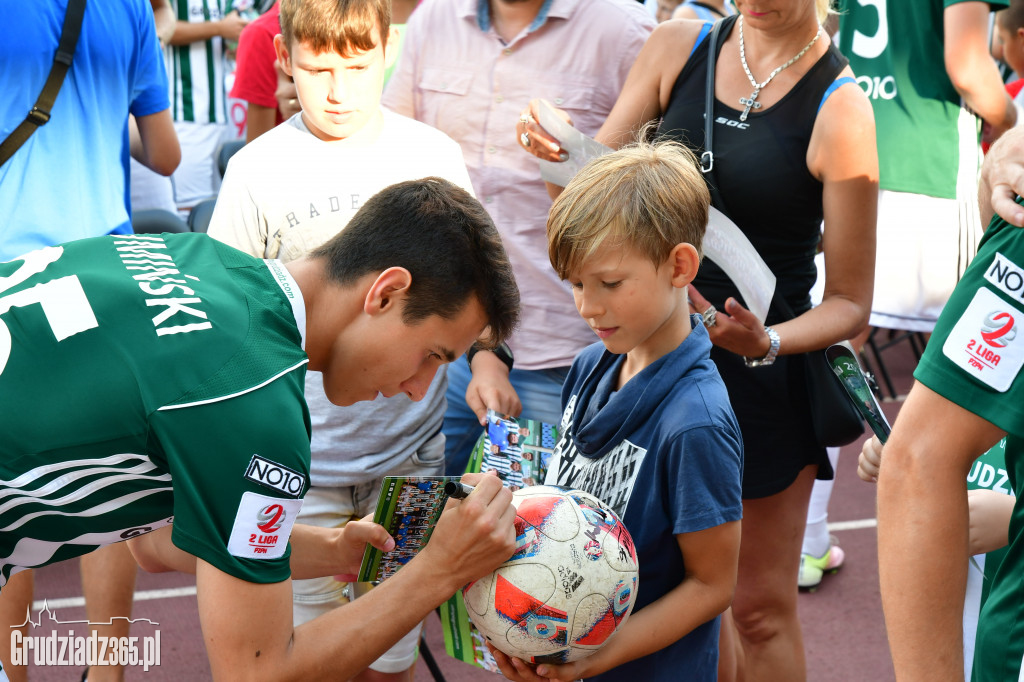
[187,198,217,233]
[419,630,448,682]
[859,327,928,400]
[217,139,245,178]
[131,209,188,234]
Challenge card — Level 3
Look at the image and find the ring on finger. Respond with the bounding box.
[520,131,530,147]
[701,304,717,328]
[519,113,531,124]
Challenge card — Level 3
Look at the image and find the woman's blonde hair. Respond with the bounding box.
[816,0,834,23]
[547,138,710,280]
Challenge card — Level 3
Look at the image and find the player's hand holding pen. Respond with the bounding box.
[417,472,517,592]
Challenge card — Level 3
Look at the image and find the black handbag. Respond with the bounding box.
[774,299,864,448]
[804,346,866,447]
[701,19,863,448]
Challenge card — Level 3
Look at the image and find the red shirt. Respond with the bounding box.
[230,2,283,125]
[1007,78,1024,101]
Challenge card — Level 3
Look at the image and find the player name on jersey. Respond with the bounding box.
[112,235,212,336]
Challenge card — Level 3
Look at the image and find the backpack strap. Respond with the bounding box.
[0,0,88,167]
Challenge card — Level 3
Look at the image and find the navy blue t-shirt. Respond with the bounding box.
[545,316,744,680]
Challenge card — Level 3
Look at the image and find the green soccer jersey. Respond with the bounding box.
[0,233,311,587]
[964,439,1011,681]
[915,207,1024,681]
[837,0,1006,199]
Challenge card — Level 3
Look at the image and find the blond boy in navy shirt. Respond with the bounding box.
[492,140,743,681]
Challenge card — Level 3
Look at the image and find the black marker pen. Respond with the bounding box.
[443,481,474,499]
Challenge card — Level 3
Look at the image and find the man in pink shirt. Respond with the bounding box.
[383,0,654,474]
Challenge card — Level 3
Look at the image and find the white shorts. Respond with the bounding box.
[170,121,237,211]
[291,435,445,673]
[869,188,983,332]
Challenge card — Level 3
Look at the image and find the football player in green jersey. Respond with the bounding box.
[875,128,1024,680]
[0,178,520,681]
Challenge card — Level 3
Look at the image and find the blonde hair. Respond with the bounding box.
[816,0,834,23]
[547,139,710,281]
[279,0,391,56]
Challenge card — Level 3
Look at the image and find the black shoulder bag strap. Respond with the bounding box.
[691,1,728,19]
[0,0,88,167]
[701,18,727,210]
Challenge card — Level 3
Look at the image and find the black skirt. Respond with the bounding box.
[711,345,833,499]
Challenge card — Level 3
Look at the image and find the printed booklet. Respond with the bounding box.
[440,411,559,672]
[357,476,460,583]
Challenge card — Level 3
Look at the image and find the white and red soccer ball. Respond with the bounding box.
[462,486,639,664]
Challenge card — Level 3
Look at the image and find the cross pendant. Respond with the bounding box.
[739,90,762,122]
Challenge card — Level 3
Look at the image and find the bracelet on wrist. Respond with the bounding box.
[743,326,780,368]
[466,342,514,373]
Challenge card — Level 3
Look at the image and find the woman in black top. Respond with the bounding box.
[516,1,877,680]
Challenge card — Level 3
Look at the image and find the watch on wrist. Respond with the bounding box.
[466,342,514,373]
[744,326,780,368]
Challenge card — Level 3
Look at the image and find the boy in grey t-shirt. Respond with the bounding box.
[206,0,514,678]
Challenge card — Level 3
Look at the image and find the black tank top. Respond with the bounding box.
[658,15,849,318]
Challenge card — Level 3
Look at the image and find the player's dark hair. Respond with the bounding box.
[312,178,520,347]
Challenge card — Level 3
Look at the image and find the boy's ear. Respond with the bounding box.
[363,267,413,316]
[668,243,701,288]
[274,34,293,77]
[383,27,401,70]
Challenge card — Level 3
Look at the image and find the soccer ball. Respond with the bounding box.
[462,485,639,664]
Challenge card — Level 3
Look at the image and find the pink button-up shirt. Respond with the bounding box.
[383,0,654,370]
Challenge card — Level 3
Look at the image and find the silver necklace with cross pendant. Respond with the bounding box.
[738,16,823,122]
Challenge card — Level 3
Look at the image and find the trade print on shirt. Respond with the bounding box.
[547,431,647,519]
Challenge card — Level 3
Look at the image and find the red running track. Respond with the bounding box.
[21,340,922,681]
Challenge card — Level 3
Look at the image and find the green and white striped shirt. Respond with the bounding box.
[167,0,235,124]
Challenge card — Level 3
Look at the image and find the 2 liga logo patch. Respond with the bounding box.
[943,287,1024,392]
[981,311,1017,348]
[228,457,307,559]
[227,492,302,560]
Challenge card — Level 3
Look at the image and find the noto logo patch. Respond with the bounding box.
[227,492,302,559]
[984,252,1024,303]
[244,455,306,498]
[943,287,1024,392]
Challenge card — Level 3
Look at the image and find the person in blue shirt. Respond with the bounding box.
[491,139,743,681]
[0,0,180,261]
